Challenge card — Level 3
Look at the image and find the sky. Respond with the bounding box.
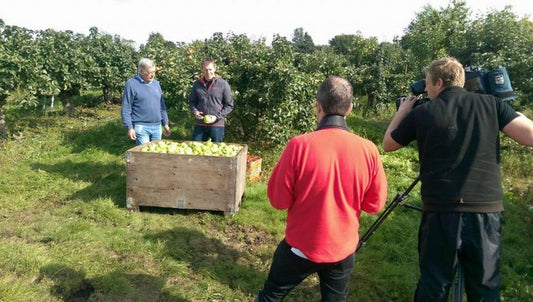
[1,0,532,47]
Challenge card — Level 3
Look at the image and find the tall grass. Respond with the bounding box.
[0,104,531,301]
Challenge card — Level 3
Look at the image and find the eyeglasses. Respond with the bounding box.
[141,69,156,76]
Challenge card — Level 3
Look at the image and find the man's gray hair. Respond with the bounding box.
[138,58,155,73]
[316,76,353,116]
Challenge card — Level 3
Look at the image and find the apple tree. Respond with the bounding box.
[462,7,533,106]
[35,29,92,115]
[329,34,412,114]
[85,27,137,105]
[225,34,320,145]
[0,20,59,140]
[138,33,199,112]
[400,1,470,70]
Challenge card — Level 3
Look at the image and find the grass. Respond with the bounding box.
[0,103,531,301]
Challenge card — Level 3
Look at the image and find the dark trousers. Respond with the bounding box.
[192,125,224,142]
[415,212,502,302]
[256,239,355,302]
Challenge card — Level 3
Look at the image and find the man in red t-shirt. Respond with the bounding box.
[255,76,388,301]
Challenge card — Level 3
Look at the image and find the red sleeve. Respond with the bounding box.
[267,139,297,209]
[361,149,388,214]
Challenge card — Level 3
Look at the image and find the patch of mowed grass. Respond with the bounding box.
[0,103,531,301]
[233,183,285,233]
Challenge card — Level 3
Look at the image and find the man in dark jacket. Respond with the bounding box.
[188,57,234,142]
[383,57,533,301]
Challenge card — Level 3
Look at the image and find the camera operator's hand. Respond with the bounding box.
[383,95,419,152]
[397,96,418,112]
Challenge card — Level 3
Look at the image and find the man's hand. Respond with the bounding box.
[163,125,171,137]
[397,96,418,113]
[127,128,136,140]
[193,110,204,120]
[382,95,418,152]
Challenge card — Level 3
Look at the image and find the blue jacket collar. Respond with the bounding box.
[135,74,152,84]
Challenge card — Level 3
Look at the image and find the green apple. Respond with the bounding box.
[141,140,242,157]
[203,114,216,123]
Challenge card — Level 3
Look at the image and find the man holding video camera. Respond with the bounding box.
[383,57,533,301]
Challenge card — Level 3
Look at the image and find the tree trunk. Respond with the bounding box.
[59,88,79,116]
[0,101,7,141]
[103,86,115,103]
[60,96,76,116]
[364,94,376,117]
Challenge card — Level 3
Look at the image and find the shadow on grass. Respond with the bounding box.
[145,226,266,299]
[38,263,188,301]
[31,160,126,207]
[62,119,136,156]
[61,110,194,157]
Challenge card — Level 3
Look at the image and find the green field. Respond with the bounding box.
[0,105,531,301]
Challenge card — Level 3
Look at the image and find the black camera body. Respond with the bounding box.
[410,79,426,95]
[395,79,430,110]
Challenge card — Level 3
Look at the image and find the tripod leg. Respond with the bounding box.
[356,176,421,252]
[450,263,464,302]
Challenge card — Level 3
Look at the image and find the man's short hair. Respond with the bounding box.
[424,57,465,88]
[201,57,216,69]
[138,58,155,73]
[316,76,353,116]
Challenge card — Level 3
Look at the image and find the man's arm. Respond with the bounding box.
[188,82,200,115]
[159,93,170,127]
[121,81,133,130]
[267,140,296,210]
[502,112,533,147]
[218,81,234,119]
[121,83,136,140]
[361,154,388,214]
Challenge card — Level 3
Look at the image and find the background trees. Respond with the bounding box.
[85,27,137,105]
[1,1,532,143]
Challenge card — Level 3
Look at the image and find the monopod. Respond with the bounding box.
[356,175,465,302]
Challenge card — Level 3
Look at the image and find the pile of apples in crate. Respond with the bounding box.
[140,139,243,157]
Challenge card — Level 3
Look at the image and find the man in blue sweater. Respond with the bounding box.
[121,58,171,145]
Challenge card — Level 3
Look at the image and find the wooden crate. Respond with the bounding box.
[125,140,247,215]
[246,155,262,182]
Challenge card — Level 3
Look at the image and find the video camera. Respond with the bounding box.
[395,66,516,111]
[395,80,430,110]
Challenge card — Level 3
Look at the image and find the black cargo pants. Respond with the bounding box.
[414,212,502,302]
[256,239,354,302]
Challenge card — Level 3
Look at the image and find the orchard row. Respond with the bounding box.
[2,4,533,143]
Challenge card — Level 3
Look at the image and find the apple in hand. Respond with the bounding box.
[203,114,216,124]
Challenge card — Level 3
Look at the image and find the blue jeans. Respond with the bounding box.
[256,239,354,301]
[192,125,225,142]
[134,123,162,145]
